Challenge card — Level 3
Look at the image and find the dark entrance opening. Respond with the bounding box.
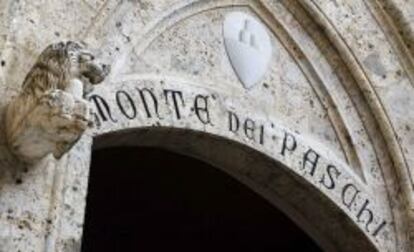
[81,147,323,251]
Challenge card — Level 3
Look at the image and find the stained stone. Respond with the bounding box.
[0,1,413,252]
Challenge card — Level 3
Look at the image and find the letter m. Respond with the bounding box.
[89,94,117,127]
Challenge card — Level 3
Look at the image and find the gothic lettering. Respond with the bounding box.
[244,118,255,141]
[163,89,184,119]
[342,183,360,210]
[89,94,117,125]
[194,95,211,125]
[116,90,136,119]
[137,88,160,118]
[357,199,374,232]
[303,149,320,176]
[372,220,387,237]
[281,132,297,156]
[320,164,341,190]
[228,111,240,133]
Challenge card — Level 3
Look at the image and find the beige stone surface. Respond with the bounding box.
[0,0,412,251]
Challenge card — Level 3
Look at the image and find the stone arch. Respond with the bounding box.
[0,0,412,251]
[91,126,377,252]
[79,1,412,250]
[81,76,390,251]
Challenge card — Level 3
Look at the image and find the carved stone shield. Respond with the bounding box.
[223,12,272,89]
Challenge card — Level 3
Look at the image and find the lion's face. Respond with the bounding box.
[66,41,110,84]
[39,41,110,85]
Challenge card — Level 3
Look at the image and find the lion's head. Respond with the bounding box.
[45,41,109,83]
[22,41,110,97]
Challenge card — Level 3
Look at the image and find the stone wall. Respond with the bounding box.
[0,0,413,251]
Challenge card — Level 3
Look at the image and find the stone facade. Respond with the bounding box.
[0,0,413,251]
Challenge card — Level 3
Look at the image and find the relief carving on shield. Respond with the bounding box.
[223,12,272,89]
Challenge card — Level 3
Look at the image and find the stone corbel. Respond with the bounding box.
[4,41,110,164]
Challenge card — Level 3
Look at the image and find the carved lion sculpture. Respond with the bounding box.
[5,41,110,164]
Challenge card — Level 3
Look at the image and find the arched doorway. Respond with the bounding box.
[81,147,322,251]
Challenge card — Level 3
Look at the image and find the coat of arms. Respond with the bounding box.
[223,12,272,89]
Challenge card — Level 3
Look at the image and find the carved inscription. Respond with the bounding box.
[89,81,388,240]
[279,131,387,236]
